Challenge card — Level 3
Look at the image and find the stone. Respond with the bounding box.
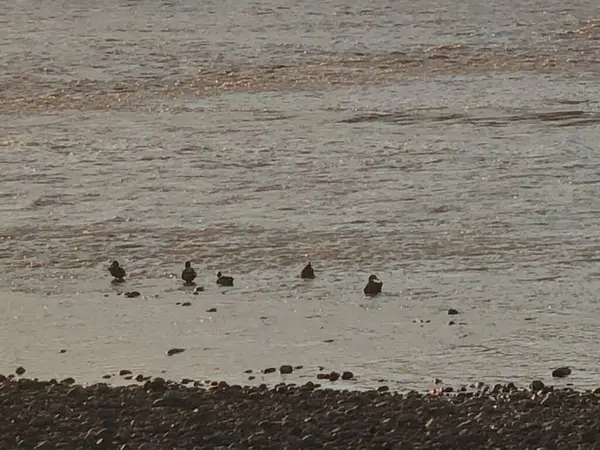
[166,348,185,356]
[531,380,544,392]
[280,365,293,374]
[341,371,354,380]
[552,367,571,378]
[447,308,459,315]
[119,370,132,376]
[124,291,141,298]
[15,367,26,376]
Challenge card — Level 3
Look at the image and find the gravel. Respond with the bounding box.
[1,376,600,449]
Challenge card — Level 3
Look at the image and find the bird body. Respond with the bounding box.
[216,271,234,286]
[109,261,126,282]
[301,262,315,279]
[364,274,382,295]
[182,261,197,285]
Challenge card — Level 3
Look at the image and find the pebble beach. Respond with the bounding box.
[3,373,599,449]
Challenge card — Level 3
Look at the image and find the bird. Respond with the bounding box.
[181,261,197,286]
[300,262,315,279]
[216,271,234,286]
[108,261,126,282]
[363,274,383,295]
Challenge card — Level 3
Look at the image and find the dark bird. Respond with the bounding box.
[301,262,315,279]
[109,260,126,282]
[216,271,234,286]
[181,261,197,286]
[363,274,383,295]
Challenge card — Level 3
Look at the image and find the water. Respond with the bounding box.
[2,0,600,392]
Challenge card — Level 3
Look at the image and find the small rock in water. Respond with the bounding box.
[119,369,132,376]
[62,377,75,384]
[181,302,191,307]
[341,371,354,380]
[59,349,66,354]
[448,320,456,325]
[248,376,255,380]
[181,378,194,384]
[102,374,111,379]
[123,375,132,380]
[279,365,293,374]
[552,367,572,378]
[15,367,26,376]
[329,371,340,382]
[323,339,335,343]
[206,307,217,312]
[448,308,459,315]
[194,286,205,295]
[124,291,141,298]
[294,365,303,370]
[135,374,145,382]
[166,348,185,356]
[263,367,276,374]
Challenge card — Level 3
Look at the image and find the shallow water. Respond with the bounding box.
[2,0,600,391]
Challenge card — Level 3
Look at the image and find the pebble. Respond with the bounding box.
[15,367,26,376]
[124,291,141,298]
[166,348,185,356]
[552,367,572,378]
[341,371,354,380]
[181,302,191,307]
[206,308,217,312]
[119,370,132,376]
[447,308,459,315]
[279,365,293,375]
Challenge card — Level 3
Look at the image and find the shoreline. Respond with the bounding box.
[2,373,598,449]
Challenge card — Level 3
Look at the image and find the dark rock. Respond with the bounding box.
[124,291,141,298]
[207,308,217,312]
[244,369,253,374]
[61,377,75,385]
[280,365,293,375]
[531,380,544,392]
[552,367,571,378]
[15,367,26,376]
[329,371,340,382]
[248,376,255,380]
[448,320,456,325]
[341,371,354,380]
[377,386,389,392]
[119,369,132,376]
[166,348,185,356]
[294,365,303,370]
[181,378,194,384]
[447,308,459,315]
[263,368,276,374]
[316,373,329,380]
[102,374,111,379]
[181,302,191,307]
[59,349,66,354]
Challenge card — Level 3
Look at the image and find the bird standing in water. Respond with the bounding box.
[216,271,234,286]
[301,262,315,279]
[109,261,126,282]
[363,274,383,295]
[181,261,197,286]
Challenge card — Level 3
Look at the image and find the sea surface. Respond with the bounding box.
[2,0,600,392]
